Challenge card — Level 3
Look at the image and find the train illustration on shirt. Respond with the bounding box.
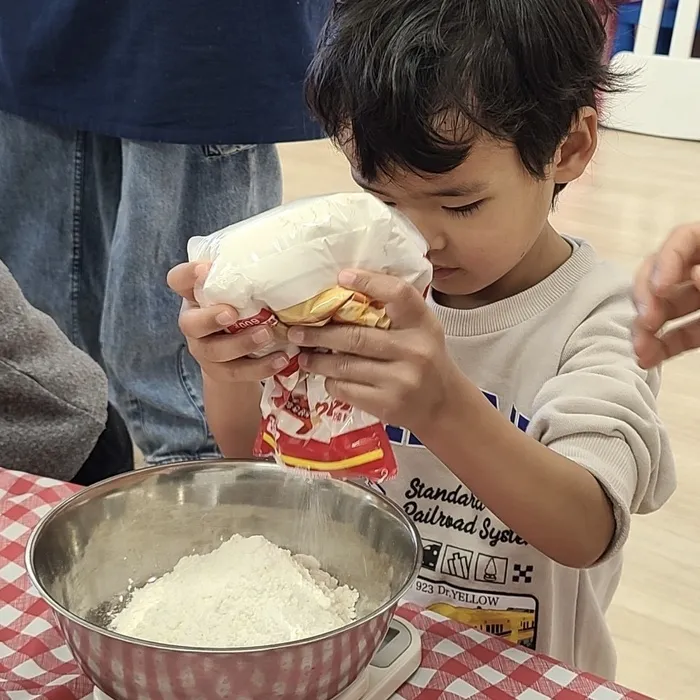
[428,602,536,646]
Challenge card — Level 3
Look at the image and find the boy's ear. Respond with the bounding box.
[553,107,598,185]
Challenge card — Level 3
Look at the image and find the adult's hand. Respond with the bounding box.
[634,222,700,368]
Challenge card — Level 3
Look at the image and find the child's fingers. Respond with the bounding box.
[190,325,277,364]
[298,350,387,384]
[179,304,239,340]
[288,323,403,360]
[167,261,210,302]
[203,353,291,384]
[339,269,428,329]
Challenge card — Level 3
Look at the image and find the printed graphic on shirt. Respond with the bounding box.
[475,552,509,584]
[512,563,535,584]
[427,542,509,585]
[380,387,541,649]
[375,472,541,650]
[411,575,539,648]
[382,475,528,550]
[419,540,535,591]
[441,544,473,580]
[381,389,532,553]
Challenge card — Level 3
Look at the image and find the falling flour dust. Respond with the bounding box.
[109,534,359,647]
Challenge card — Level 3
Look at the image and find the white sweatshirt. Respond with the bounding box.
[379,239,676,680]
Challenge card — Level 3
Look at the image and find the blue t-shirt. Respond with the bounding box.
[0,0,329,144]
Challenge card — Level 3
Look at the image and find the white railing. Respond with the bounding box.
[604,0,700,140]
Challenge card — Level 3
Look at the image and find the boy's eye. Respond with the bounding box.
[443,200,484,217]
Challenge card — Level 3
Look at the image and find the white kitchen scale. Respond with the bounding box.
[94,617,421,700]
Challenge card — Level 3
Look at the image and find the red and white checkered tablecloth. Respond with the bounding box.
[0,467,653,700]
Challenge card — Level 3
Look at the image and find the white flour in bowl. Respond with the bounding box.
[110,534,359,647]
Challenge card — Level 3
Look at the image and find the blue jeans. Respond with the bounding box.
[0,111,282,464]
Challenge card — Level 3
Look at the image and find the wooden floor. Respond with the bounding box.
[278,131,700,700]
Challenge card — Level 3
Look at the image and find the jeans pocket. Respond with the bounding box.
[201,144,256,158]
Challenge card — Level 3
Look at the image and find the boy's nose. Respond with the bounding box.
[397,208,446,251]
[421,228,447,252]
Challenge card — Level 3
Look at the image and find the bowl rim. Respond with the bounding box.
[25,458,423,654]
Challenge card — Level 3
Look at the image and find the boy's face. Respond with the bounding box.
[344,111,596,306]
[348,137,556,303]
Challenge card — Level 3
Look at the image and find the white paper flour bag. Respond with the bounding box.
[188,192,432,481]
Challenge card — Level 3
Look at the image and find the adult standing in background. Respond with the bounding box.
[0,0,330,464]
[634,223,700,367]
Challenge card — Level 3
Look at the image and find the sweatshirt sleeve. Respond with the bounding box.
[526,290,676,561]
[0,260,108,481]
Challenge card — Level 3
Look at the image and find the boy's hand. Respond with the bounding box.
[288,270,466,436]
[634,222,700,368]
[167,262,289,382]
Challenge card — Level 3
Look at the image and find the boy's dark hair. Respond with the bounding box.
[306,0,622,185]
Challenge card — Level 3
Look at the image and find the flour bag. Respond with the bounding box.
[188,192,433,481]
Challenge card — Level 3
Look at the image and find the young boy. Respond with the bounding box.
[168,0,675,680]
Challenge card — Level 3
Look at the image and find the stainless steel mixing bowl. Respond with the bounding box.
[26,460,421,700]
